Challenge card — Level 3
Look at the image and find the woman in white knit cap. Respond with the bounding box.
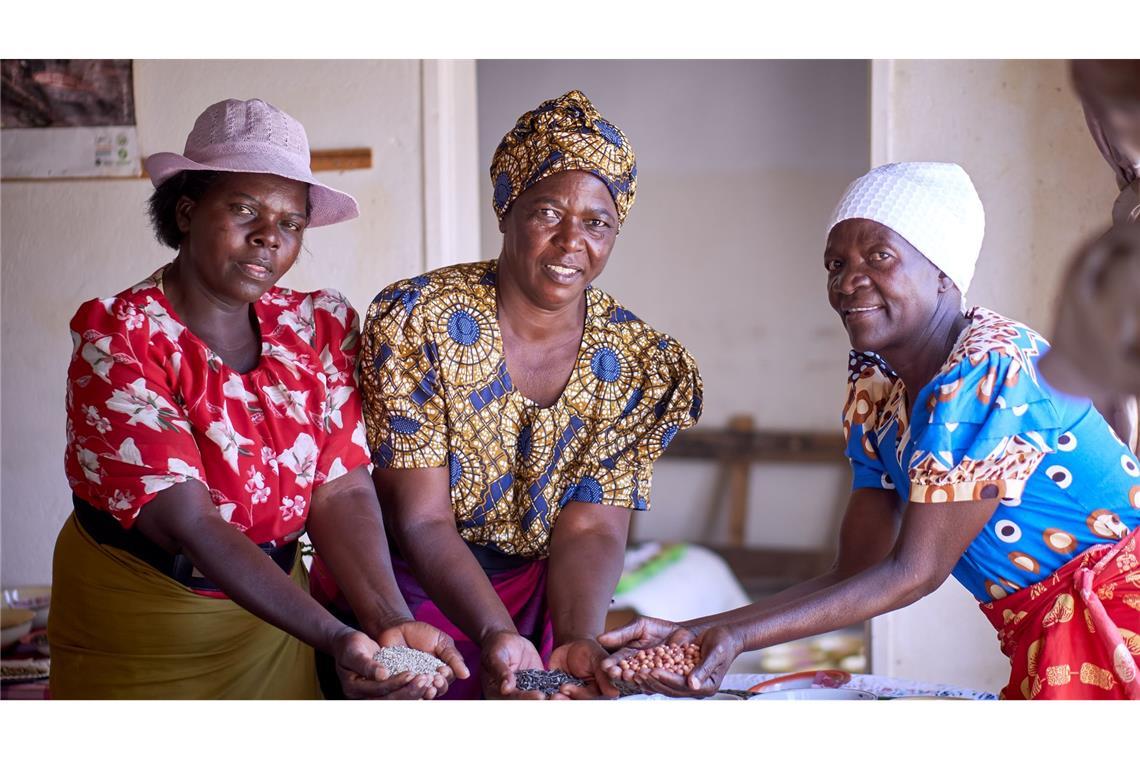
[598,162,1140,700]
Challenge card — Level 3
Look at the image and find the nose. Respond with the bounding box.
[552,216,585,252]
[249,219,280,251]
[832,261,870,295]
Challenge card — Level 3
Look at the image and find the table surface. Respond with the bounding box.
[618,673,997,700]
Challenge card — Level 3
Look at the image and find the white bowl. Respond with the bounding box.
[2,586,50,629]
[747,687,876,701]
[1,608,36,650]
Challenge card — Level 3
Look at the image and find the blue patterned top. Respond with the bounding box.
[843,307,1140,602]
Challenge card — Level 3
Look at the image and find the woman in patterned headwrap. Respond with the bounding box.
[310,90,703,699]
[600,162,1140,701]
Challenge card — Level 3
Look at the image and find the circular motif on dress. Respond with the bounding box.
[1087,509,1127,540]
[564,330,637,420]
[570,476,604,504]
[1043,528,1077,554]
[590,347,622,383]
[660,424,679,451]
[881,473,895,490]
[1045,465,1073,489]
[1130,485,1140,509]
[1009,551,1040,574]
[433,292,499,387]
[985,580,1008,600]
[447,310,481,346]
[1000,493,1022,507]
[1056,431,1077,452]
[1122,455,1140,478]
[995,519,1022,543]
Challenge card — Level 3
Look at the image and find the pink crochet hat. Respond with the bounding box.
[144,98,359,227]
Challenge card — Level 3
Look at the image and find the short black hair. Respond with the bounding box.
[146,170,225,250]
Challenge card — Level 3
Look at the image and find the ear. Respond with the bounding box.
[175,196,195,235]
[937,272,954,293]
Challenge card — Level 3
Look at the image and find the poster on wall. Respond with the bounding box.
[1,59,141,179]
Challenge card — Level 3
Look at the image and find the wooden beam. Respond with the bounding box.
[666,428,847,463]
[3,147,374,183]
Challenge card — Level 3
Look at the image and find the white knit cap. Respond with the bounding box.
[827,162,985,310]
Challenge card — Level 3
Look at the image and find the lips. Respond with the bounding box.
[841,304,883,323]
[236,260,273,280]
[542,262,583,283]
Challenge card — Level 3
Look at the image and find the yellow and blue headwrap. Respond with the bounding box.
[489,90,638,225]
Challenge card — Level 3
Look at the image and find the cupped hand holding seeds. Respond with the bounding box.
[481,630,549,699]
[598,616,742,698]
[338,620,467,700]
[545,638,611,699]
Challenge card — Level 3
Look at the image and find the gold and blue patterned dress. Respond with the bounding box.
[358,260,703,558]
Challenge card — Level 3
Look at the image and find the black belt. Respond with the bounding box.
[72,494,297,593]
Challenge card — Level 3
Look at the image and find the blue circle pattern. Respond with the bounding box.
[447,310,481,346]
[572,476,604,504]
[448,452,462,488]
[595,119,623,147]
[493,172,513,211]
[590,347,621,382]
[391,415,422,435]
[517,425,533,459]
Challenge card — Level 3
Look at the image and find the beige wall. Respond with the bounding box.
[476,60,870,550]
[868,59,1120,692]
[0,59,481,585]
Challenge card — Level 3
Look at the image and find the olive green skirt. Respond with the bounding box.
[48,515,321,699]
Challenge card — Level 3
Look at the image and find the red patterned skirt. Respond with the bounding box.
[980,527,1140,699]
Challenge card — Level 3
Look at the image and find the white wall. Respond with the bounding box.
[477,60,869,550]
[868,60,1120,692]
[1,59,479,585]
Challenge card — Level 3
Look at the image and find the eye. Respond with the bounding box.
[588,218,610,229]
[825,259,842,272]
[869,250,892,262]
[232,204,255,216]
[282,219,304,232]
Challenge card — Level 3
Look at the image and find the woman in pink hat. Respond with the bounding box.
[49,98,467,699]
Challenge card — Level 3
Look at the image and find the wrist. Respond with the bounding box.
[477,626,520,648]
[357,609,415,640]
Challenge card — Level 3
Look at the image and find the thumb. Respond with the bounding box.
[597,620,643,648]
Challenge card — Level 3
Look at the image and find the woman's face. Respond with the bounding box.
[825,218,949,355]
[497,170,619,311]
[175,172,309,306]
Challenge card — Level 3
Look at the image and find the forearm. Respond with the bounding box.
[306,487,413,640]
[177,518,348,654]
[393,517,518,644]
[682,569,846,635]
[726,557,932,653]
[547,528,626,645]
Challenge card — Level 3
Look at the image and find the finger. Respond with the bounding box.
[435,640,469,680]
[381,675,434,700]
[560,683,601,700]
[597,621,645,649]
[342,671,417,699]
[689,650,728,691]
[638,669,694,698]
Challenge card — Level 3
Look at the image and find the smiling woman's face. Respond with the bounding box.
[175,172,309,307]
[497,170,619,311]
[824,218,950,355]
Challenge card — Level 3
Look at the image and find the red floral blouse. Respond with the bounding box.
[65,267,371,546]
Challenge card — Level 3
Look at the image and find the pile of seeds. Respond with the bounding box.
[514,668,585,695]
[373,645,445,676]
[616,642,701,679]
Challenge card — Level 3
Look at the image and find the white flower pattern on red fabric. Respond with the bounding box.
[84,404,112,433]
[204,405,255,473]
[278,433,319,488]
[82,336,117,382]
[278,298,316,345]
[65,275,370,546]
[245,466,270,504]
[106,377,190,433]
[263,383,311,425]
[279,494,306,521]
